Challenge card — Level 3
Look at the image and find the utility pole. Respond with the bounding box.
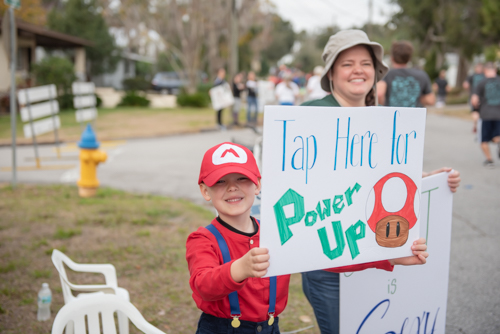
[368,0,373,37]
[3,0,20,187]
[229,0,240,80]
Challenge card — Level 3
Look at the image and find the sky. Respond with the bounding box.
[270,0,399,33]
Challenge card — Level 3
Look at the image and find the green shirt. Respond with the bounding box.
[300,94,340,107]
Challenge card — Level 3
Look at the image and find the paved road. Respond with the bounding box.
[1,112,499,333]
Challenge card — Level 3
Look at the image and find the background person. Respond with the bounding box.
[306,65,329,101]
[471,62,500,168]
[433,69,451,108]
[246,71,258,126]
[301,29,461,334]
[463,63,485,112]
[377,41,435,107]
[213,68,228,130]
[275,72,299,105]
[231,72,245,127]
[464,63,485,137]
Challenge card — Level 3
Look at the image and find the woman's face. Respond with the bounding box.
[329,45,375,102]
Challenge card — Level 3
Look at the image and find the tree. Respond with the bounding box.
[47,0,119,77]
[0,0,46,26]
[260,14,295,66]
[390,0,488,86]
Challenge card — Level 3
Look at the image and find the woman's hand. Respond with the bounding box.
[389,238,428,266]
[422,167,461,193]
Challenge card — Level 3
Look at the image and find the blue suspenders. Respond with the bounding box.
[205,223,277,327]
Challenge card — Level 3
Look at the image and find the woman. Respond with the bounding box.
[301,29,461,334]
[275,72,300,105]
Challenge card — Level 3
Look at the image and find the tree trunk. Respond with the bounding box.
[456,54,469,89]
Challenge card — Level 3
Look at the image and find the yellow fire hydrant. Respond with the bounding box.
[77,124,107,198]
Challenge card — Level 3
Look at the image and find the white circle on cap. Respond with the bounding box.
[381,177,407,212]
[212,144,248,165]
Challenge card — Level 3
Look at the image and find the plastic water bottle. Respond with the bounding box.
[37,283,52,321]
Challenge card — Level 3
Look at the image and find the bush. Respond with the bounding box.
[57,93,103,110]
[118,91,150,107]
[176,92,209,108]
[32,56,76,94]
[122,77,150,91]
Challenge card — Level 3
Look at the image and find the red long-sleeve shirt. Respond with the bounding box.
[186,218,393,322]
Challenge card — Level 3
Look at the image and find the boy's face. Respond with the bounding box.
[199,173,261,221]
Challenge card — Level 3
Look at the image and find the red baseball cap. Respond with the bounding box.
[198,142,261,187]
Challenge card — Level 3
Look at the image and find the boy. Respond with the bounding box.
[471,62,500,167]
[186,142,429,333]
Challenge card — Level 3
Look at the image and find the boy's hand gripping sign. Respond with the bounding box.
[260,106,426,277]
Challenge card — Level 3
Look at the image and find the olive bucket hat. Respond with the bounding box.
[320,29,389,92]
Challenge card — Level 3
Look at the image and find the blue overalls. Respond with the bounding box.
[196,224,279,334]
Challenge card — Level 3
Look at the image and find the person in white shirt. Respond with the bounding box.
[307,66,329,100]
[275,72,299,105]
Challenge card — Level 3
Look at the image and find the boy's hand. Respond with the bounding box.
[231,248,270,283]
[389,238,428,266]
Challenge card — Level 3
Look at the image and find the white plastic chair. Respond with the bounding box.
[52,294,165,334]
[51,249,130,334]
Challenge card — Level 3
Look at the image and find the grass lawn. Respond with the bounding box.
[0,107,261,146]
[0,184,318,333]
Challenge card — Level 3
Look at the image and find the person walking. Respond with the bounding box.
[246,71,258,126]
[463,63,485,112]
[471,62,500,168]
[377,41,435,107]
[433,69,450,108]
[301,29,461,334]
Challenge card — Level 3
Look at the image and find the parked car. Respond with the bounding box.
[151,71,209,95]
[151,72,185,94]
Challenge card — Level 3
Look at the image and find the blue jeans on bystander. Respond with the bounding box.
[301,270,340,334]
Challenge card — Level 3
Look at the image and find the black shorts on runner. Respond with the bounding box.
[481,120,500,142]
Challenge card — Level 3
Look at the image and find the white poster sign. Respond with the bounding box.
[260,106,427,277]
[23,116,61,138]
[340,172,453,333]
[209,83,234,111]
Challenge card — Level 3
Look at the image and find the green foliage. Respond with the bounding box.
[176,92,209,108]
[118,92,150,107]
[260,15,296,64]
[315,26,341,50]
[32,56,76,94]
[122,77,150,92]
[47,0,119,76]
[136,62,154,79]
[481,0,500,39]
[424,48,440,81]
[484,45,499,62]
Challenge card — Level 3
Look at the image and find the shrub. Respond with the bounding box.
[122,77,150,92]
[176,92,209,108]
[57,93,103,110]
[118,91,150,107]
[32,56,76,94]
